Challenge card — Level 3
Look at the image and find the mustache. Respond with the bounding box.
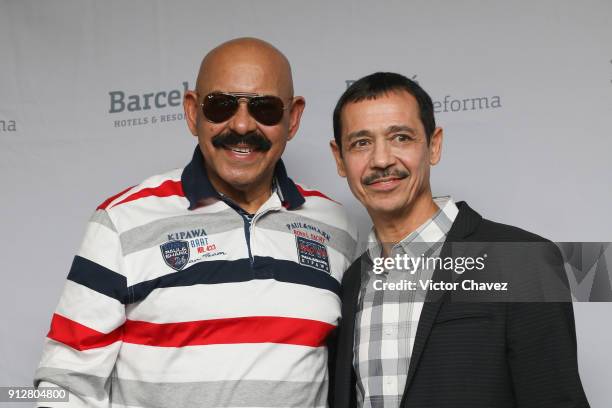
[362,168,410,185]
[211,130,272,152]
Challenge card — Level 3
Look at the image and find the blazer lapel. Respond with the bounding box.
[400,202,483,402]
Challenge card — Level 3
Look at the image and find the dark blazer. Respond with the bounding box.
[332,201,589,408]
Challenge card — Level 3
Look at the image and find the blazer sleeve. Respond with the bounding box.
[506,245,590,408]
[326,326,338,408]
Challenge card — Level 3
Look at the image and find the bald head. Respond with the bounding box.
[195,37,294,100]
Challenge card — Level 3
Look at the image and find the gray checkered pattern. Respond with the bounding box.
[353,197,458,408]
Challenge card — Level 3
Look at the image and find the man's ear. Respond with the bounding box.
[287,96,306,141]
[429,127,444,165]
[330,140,347,177]
[183,90,200,137]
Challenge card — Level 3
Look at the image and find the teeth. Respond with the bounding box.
[228,146,253,154]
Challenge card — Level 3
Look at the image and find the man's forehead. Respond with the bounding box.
[196,40,293,97]
[199,61,284,95]
[341,92,419,123]
[342,92,422,133]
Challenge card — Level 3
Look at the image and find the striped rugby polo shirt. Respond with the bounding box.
[34,147,358,408]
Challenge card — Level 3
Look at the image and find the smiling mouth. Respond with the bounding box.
[366,175,408,186]
[224,143,257,155]
[369,177,402,184]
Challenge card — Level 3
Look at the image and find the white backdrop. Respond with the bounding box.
[1,0,611,406]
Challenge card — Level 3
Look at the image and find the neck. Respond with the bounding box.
[207,172,274,215]
[371,190,439,254]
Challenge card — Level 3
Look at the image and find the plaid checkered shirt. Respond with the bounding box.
[353,196,459,408]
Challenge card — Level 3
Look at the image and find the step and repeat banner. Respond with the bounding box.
[1,0,611,406]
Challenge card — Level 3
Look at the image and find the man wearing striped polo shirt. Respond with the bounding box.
[34,38,356,407]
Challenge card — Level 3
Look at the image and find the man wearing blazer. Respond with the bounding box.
[329,72,590,407]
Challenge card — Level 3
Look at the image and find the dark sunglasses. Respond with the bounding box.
[201,92,288,126]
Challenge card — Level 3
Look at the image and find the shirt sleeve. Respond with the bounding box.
[33,209,127,408]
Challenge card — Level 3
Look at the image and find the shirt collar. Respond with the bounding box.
[367,196,459,260]
[180,146,305,210]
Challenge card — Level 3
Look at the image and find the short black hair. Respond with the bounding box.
[333,72,436,150]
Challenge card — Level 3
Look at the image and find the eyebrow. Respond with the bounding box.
[386,125,417,135]
[346,125,417,141]
[346,129,373,141]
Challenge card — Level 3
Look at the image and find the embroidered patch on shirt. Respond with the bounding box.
[160,240,190,271]
[296,236,330,273]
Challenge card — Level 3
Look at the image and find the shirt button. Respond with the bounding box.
[384,327,392,336]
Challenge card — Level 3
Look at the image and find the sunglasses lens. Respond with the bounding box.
[249,96,285,126]
[202,93,238,123]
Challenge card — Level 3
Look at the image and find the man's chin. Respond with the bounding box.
[216,165,278,192]
[218,173,261,190]
[364,196,412,217]
[206,153,278,195]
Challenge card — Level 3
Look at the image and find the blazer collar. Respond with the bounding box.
[446,201,483,241]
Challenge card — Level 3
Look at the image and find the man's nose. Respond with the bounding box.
[227,99,257,134]
[371,139,395,169]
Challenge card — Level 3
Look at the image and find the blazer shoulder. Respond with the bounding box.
[341,253,366,287]
[474,217,551,243]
